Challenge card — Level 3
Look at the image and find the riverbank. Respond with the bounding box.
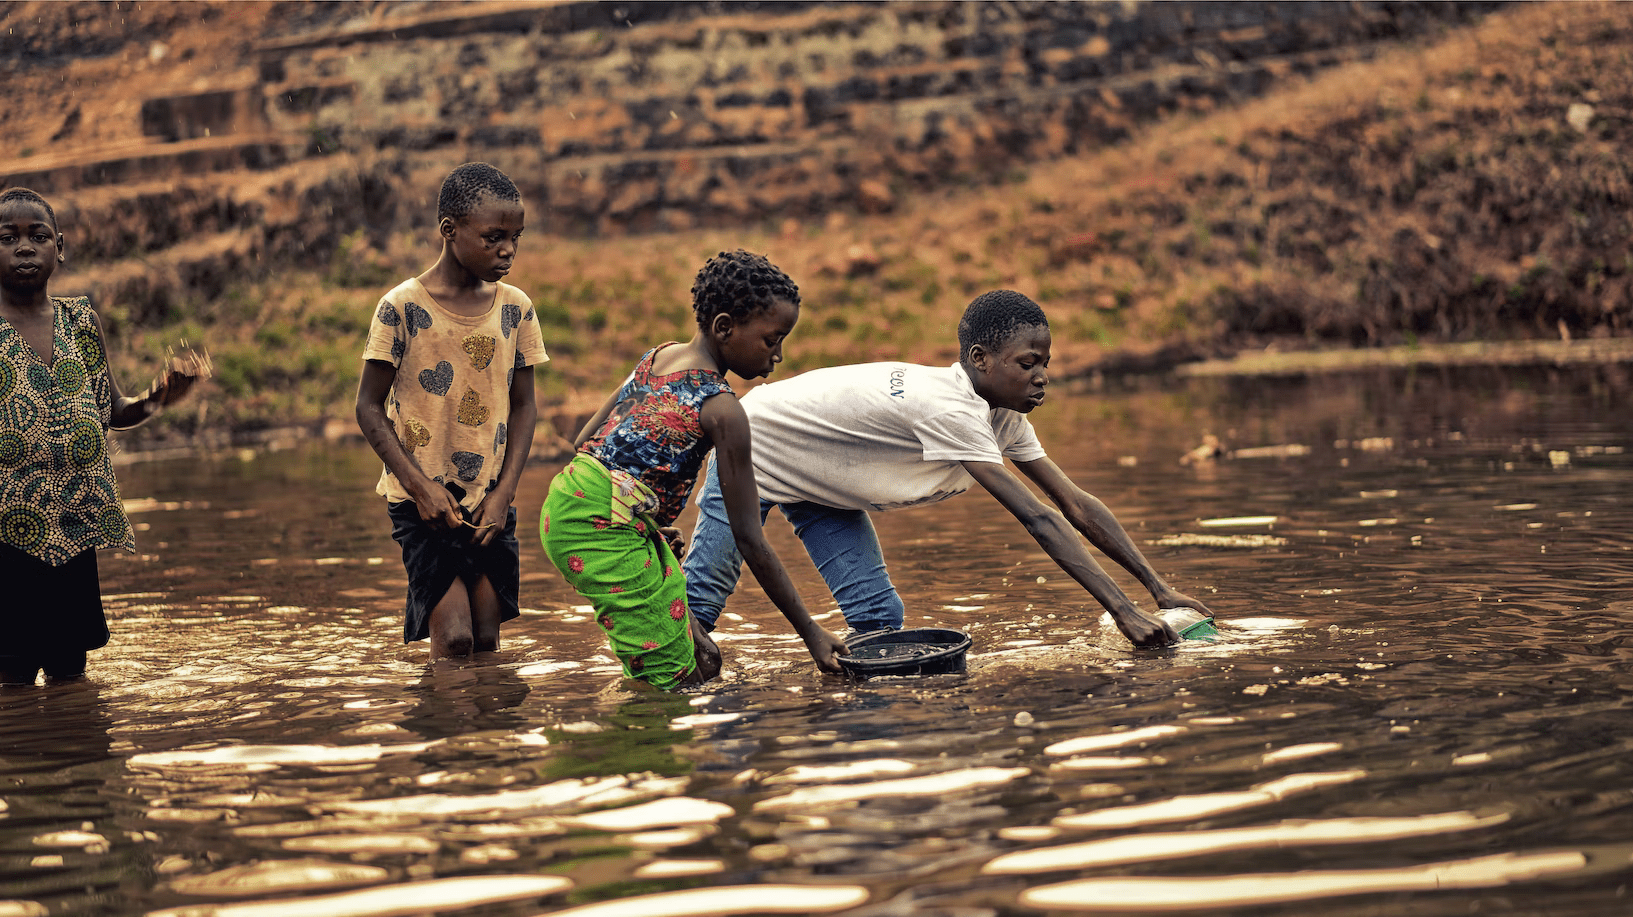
[102,1,1631,451]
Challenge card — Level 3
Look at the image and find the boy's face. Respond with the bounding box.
[442,194,524,283]
[0,199,62,295]
[969,323,1051,413]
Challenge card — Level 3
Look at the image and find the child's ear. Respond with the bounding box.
[711,312,734,339]
[967,343,989,373]
[437,216,457,241]
[56,233,66,262]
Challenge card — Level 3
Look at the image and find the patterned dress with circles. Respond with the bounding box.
[0,296,133,566]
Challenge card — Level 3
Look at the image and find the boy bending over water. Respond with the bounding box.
[542,250,846,690]
[684,290,1215,647]
[0,188,207,686]
[356,163,547,661]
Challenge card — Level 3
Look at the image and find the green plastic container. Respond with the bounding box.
[1162,607,1220,642]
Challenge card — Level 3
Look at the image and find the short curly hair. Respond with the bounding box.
[0,188,57,231]
[957,290,1049,361]
[436,162,521,223]
[690,250,800,328]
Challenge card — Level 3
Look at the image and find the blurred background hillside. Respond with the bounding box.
[2,0,1628,452]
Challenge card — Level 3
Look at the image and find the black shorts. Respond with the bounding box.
[0,542,110,656]
[387,501,520,643]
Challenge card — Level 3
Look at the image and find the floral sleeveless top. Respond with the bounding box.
[0,296,134,565]
[581,343,733,526]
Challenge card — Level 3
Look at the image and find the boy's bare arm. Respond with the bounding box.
[354,359,461,527]
[91,309,201,429]
[701,394,847,673]
[964,460,1177,647]
[1015,456,1215,617]
[468,365,537,545]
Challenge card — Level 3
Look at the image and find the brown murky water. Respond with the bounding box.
[5,363,1633,917]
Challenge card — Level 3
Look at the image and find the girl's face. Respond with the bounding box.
[715,297,799,379]
[0,200,61,295]
[969,323,1051,413]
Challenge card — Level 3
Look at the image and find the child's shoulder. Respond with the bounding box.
[495,280,534,310]
[379,276,424,304]
[50,294,97,327]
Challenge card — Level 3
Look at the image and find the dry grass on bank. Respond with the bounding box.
[109,1,1633,445]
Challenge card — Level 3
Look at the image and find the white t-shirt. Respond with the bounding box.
[741,362,1046,511]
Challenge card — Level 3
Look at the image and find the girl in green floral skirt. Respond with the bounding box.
[541,251,845,690]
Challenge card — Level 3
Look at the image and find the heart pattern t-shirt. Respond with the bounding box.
[363,277,548,511]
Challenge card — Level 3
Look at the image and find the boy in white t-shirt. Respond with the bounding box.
[682,290,1211,648]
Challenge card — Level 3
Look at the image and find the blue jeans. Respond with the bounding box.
[683,459,904,634]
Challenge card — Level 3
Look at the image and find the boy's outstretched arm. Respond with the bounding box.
[468,365,537,545]
[92,309,202,430]
[1015,456,1215,618]
[964,460,1177,647]
[355,359,462,529]
[700,393,847,673]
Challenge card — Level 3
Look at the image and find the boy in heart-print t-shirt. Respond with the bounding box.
[356,162,548,660]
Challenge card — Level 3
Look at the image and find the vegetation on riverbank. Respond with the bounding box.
[102,2,1631,449]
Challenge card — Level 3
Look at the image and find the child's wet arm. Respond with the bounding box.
[355,360,434,499]
[967,460,1175,646]
[1016,456,1172,597]
[702,396,838,661]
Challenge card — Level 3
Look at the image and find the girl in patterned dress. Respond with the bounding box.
[541,251,846,690]
[0,189,206,686]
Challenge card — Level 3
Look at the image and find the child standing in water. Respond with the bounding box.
[355,162,547,661]
[541,250,846,690]
[0,188,208,686]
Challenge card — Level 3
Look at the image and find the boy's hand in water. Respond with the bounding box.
[659,526,687,560]
[799,626,848,674]
[1157,589,1215,619]
[1111,605,1180,647]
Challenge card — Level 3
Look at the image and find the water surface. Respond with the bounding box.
[5,364,1633,917]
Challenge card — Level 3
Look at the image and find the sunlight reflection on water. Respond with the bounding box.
[5,366,1633,915]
